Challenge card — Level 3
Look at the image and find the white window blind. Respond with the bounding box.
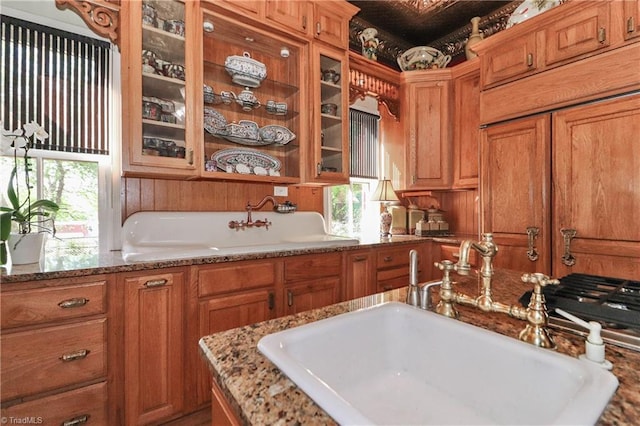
[1,15,111,155]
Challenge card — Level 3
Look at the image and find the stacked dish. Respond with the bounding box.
[211,148,281,176]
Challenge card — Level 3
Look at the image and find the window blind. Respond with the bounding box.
[349,108,379,179]
[1,15,111,155]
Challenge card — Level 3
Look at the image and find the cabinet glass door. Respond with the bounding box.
[312,45,349,183]
[200,9,303,183]
[133,0,194,169]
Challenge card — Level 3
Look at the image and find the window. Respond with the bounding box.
[1,13,116,256]
[325,106,381,238]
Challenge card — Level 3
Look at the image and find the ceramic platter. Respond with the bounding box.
[506,0,561,28]
[258,125,296,145]
[212,148,281,173]
[203,107,227,136]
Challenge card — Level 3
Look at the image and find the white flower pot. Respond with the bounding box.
[8,233,46,265]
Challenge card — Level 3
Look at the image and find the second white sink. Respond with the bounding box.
[258,302,618,425]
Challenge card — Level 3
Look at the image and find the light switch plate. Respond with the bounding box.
[274,186,288,197]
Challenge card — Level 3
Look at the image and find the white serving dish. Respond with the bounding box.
[211,147,280,173]
[203,107,227,136]
[258,301,619,425]
[507,0,561,28]
[397,45,451,71]
[224,52,267,88]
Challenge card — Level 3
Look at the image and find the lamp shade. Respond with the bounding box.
[370,179,399,202]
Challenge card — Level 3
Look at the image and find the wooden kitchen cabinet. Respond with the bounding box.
[552,94,640,280]
[376,243,429,292]
[199,8,306,184]
[311,1,358,49]
[543,1,611,66]
[480,115,551,274]
[0,275,110,424]
[122,269,186,425]
[283,252,342,313]
[480,31,538,89]
[402,71,452,190]
[192,261,277,407]
[451,59,480,189]
[120,0,199,178]
[344,249,375,300]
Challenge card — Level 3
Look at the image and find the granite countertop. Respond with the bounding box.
[0,234,433,284]
[199,269,640,425]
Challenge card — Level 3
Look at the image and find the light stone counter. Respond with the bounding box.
[199,269,640,425]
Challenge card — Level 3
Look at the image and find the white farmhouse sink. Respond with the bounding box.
[121,211,358,262]
[258,302,618,425]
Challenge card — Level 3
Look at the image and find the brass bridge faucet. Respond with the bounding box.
[228,195,275,231]
[434,233,559,348]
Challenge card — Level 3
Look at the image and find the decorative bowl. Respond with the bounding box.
[225,120,259,141]
[258,125,296,145]
[224,52,267,88]
[506,0,561,28]
[397,46,452,71]
[321,103,338,116]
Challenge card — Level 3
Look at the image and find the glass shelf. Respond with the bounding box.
[203,61,298,98]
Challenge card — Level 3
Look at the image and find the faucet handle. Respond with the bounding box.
[521,273,560,292]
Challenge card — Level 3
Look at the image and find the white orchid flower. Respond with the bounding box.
[1,123,22,155]
[33,125,49,141]
[22,120,40,137]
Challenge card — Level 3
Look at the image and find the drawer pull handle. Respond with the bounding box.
[316,22,321,35]
[268,292,275,310]
[383,256,393,262]
[354,256,367,262]
[628,16,635,33]
[598,27,606,43]
[58,298,89,309]
[302,15,307,30]
[526,53,534,67]
[63,415,90,426]
[60,349,90,362]
[145,278,168,287]
[287,290,294,307]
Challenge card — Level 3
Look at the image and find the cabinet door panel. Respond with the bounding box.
[481,32,537,88]
[553,94,640,279]
[624,0,640,41]
[406,80,452,189]
[284,278,340,315]
[453,64,480,188]
[197,290,275,406]
[123,272,184,425]
[344,251,374,300]
[265,0,308,35]
[545,2,610,66]
[481,115,551,273]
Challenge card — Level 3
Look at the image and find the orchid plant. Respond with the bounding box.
[1,121,60,264]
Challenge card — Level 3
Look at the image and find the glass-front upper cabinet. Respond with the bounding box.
[122,0,198,177]
[200,7,306,183]
[308,44,350,184]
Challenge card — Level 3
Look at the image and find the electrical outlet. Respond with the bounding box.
[274,186,288,197]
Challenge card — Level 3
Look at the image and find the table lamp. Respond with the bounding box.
[370,178,399,238]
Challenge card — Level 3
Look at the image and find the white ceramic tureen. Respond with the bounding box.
[224,52,267,88]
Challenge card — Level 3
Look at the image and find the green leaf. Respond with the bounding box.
[0,212,12,241]
[6,167,20,211]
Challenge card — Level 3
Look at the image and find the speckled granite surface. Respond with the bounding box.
[0,235,430,284]
[199,269,640,425]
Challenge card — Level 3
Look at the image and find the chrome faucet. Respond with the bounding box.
[228,195,275,231]
[406,249,443,310]
[433,233,560,348]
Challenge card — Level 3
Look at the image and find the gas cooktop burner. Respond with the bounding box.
[520,273,640,331]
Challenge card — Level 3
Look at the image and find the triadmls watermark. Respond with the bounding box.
[1,417,44,425]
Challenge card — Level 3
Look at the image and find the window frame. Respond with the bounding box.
[2,5,122,252]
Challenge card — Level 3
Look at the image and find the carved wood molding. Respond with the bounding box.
[349,53,401,121]
[55,0,121,47]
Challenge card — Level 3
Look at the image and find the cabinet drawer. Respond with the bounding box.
[1,381,107,425]
[198,261,276,297]
[376,246,417,269]
[1,319,107,401]
[481,32,538,88]
[284,253,341,282]
[1,280,106,329]
[377,275,409,293]
[544,2,610,66]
